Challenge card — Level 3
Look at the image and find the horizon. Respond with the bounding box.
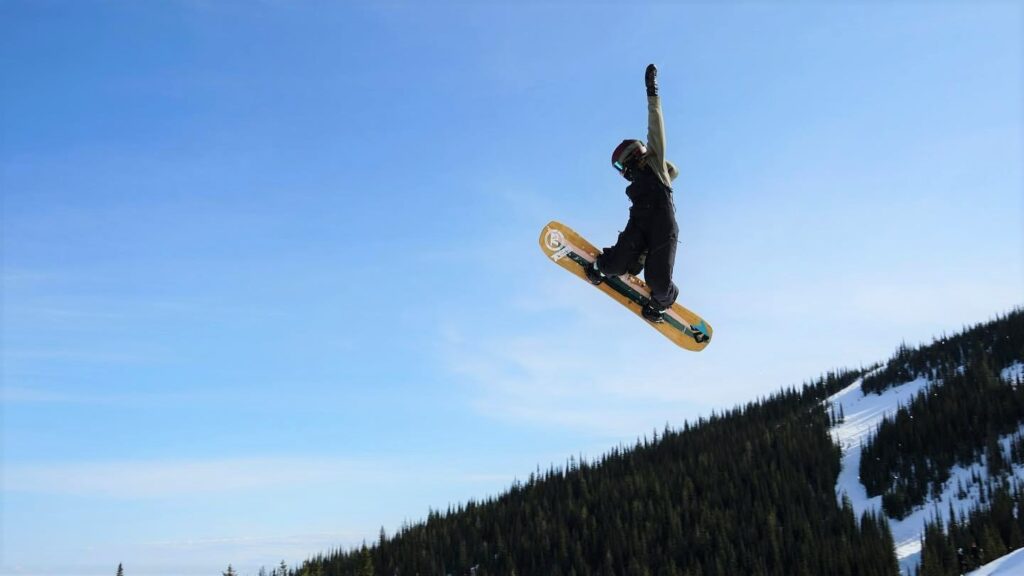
[2,1,1022,575]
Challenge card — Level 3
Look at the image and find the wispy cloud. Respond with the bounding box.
[1,386,90,404]
[846,279,1023,330]
[0,384,222,406]
[145,531,366,558]
[2,455,515,500]
[3,457,377,498]
[0,269,62,285]
[440,307,715,437]
[440,254,1024,438]
[2,347,168,365]
[712,274,1024,348]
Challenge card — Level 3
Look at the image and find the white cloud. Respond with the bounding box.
[440,305,718,437]
[0,384,226,406]
[2,347,166,365]
[846,279,1022,329]
[142,531,364,568]
[3,457,382,499]
[1,386,85,404]
[2,455,519,501]
[440,244,1024,438]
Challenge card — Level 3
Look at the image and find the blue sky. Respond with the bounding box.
[2,1,1022,575]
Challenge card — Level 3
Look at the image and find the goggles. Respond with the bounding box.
[613,143,646,172]
[613,151,643,174]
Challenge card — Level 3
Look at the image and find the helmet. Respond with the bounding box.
[611,139,647,179]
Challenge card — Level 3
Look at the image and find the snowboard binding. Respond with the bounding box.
[641,301,666,324]
[583,260,605,285]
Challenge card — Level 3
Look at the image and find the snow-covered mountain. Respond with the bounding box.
[827,361,1024,575]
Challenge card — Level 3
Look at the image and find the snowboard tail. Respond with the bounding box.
[539,220,712,351]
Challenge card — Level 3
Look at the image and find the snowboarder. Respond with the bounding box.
[584,63,681,324]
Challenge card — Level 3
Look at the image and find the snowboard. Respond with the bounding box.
[539,220,712,351]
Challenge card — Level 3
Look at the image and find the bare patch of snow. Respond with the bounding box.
[1001,362,1023,384]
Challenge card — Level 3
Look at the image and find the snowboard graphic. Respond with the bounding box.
[539,220,712,351]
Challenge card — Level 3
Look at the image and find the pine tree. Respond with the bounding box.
[358,544,374,576]
[116,564,124,576]
[223,565,238,576]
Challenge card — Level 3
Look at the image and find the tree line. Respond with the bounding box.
[861,309,1023,395]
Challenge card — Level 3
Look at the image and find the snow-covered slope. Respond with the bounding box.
[827,366,1024,575]
[970,547,1024,575]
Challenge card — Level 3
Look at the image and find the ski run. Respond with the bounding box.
[826,362,1024,575]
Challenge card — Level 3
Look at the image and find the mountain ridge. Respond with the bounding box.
[279,308,1023,576]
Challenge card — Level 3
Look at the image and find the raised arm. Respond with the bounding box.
[644,64,673,187]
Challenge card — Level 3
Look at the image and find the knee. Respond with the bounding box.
[654,282,679,306]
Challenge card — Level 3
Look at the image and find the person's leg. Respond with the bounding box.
[643,215,679,310]
[626,250,647,276]
[596,219,646,277]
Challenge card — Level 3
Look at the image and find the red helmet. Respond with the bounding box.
[611,139,647,173]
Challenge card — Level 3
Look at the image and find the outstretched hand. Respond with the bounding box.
[645,64,658,97]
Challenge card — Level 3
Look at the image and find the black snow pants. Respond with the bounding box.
[596,192,680,310]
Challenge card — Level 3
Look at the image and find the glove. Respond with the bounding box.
[645,64,658,97]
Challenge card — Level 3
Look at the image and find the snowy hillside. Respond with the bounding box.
[828,361,1024,576]
[970,546,1024,575]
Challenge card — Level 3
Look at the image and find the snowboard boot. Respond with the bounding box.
[641,300,666,323]
[583,260,605,285]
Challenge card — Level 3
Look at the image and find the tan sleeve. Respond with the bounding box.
[646,95,673,187]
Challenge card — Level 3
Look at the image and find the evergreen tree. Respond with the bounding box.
[358,543,374,576]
